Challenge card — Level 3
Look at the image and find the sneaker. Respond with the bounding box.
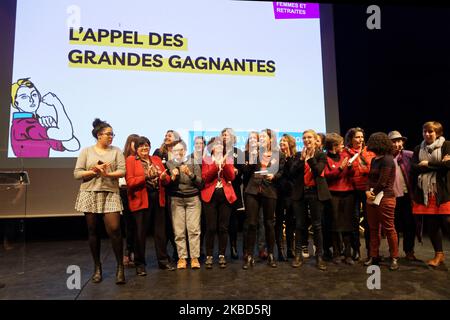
[301,246,310,259]
[364,257,380,266]
[191,258,200,269]
[291,255,303,268]
[344,257,355,266]
[136,265,147,276]
[177,258,187,269]
[332,256,342,264]
[205,256,213,269]
[316,256,327,271]
[390,257,399,271]
[218,255,227,268]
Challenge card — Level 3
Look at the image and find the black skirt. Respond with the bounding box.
[330,191,355,232]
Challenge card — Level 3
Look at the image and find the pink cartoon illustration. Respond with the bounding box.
[10,78,80,158]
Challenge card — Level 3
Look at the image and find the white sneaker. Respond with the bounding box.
[301,246,310,258]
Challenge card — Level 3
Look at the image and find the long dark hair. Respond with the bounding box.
[345,127,365,148]
[123,134,140,157]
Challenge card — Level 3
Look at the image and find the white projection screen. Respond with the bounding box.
[0,0,339,217]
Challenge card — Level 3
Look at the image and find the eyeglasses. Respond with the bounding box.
[101,132,115,137]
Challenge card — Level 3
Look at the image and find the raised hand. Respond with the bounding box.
[180,164,191,176]
[41,92,61,107]
[340,157,349,170]
[38,115,56,128]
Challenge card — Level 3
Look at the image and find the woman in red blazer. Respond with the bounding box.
[201,136,237,269]
[125,136,174,276]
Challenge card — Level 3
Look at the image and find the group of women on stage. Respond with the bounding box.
[74,119,450,284]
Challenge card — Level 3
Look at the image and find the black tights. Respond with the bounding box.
[85,212,123,266]
[428,215,450,252]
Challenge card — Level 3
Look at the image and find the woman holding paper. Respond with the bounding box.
[364,132,399,271]
[201,136,237,269]
[242,129,285,269]
[411,121,450,267]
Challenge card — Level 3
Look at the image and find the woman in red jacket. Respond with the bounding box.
[120,134,139,268]
[201,136,237,269]
[324,133,355,265]
[345,127,375,261]
[125,136,174,276]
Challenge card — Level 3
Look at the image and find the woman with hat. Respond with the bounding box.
[388,130,417,261]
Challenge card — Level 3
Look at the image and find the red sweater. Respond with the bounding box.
[346,147,375,191]
[324,150,355,192]
[201,156,237,204]
[125,155,170,212]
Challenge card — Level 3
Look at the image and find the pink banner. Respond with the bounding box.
[273,2,320,19]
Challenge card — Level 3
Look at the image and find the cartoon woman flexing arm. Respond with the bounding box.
[10,78,80,158]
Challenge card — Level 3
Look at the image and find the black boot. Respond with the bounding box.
[230,245,239,260]
[352,248,361,261]
[287,237,295,259]
[267,253,277,268]
[316,256,327,271]
[291,255,303,268]
[115,264,126,284]
[242,255,254,270]
[92,264,102,283]
[277,242,287,261]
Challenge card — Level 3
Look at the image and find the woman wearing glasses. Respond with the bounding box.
[125,136,174,276]
[166,140,204,269]
[74,118,126,284]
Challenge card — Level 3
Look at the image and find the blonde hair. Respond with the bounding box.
[423,121,444,137]
[11,78,40,108]
[303,129,318,140]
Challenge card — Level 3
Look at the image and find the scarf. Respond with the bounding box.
[418,136,445,205]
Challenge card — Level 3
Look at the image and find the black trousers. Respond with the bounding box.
[245,193,276,255]
[275,197,296,255]
[134,190,170,266]
[294,189,324,257]
[394,195,416,254]
[322,201,333,253]
[120,188,136,256]
[427,215,450,253]
[351,190,370,253]
[204,188,233,256]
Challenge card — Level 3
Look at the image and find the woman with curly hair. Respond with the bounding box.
[363,132,399,271]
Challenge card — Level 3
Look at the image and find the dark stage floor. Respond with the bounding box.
[0,236,449,300]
